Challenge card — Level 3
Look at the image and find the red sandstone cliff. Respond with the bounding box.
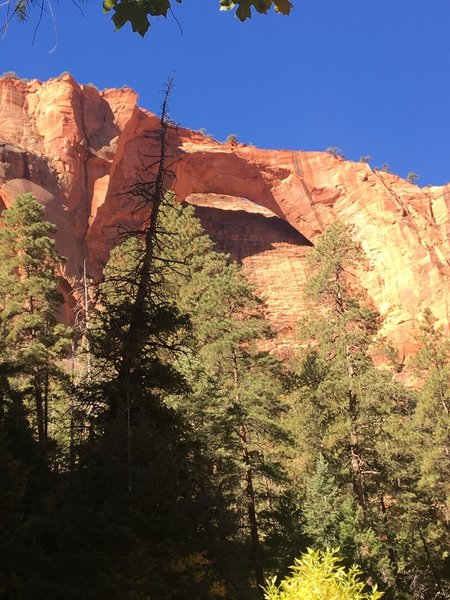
[0,74,448,358]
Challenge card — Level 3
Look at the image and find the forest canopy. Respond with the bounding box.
[0,190,449,599]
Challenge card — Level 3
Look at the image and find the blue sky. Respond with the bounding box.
[0,0,449,186]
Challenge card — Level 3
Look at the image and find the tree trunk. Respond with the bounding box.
[34,371,45,450]
[380,494,400,581]
[117,80,172,389]
[43,366,49,443]
[242,440,265,593]
[346,343,365,510]
[232,352,265,593]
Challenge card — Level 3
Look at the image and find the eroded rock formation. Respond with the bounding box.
[0,74,448,358]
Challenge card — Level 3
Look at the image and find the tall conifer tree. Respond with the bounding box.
[67,196,232,598]
[292,222,416,595]
[406,309,450,597]
[0,193,71,454]
[158,200,292,596]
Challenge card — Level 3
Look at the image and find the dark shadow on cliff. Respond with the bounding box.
[187,203,313,263]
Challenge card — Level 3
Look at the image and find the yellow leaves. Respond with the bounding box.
[264,548,383,600]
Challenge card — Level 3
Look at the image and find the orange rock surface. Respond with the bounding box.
[0,74,448,358]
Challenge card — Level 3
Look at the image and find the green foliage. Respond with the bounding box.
[0,193,72,451]
[291,226,450,598]
[88,235,188,394]
[47,196,233,599]
[291,222,418,594]
[406,171,419,183]
[2,189,449,598]
[303,455,351,550]
[226,133,239,143]
[7,0,292,37]
[304,221,363,307]
[264,548,383,600]
[326,146,345,158]
[403,309,450,594]
[412,309,450,502]
[158,199,296,591]
[220,0,292,21]
[0,194,73,593]
[102,0,292,37]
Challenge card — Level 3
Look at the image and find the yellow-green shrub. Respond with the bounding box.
[264,548,383,600]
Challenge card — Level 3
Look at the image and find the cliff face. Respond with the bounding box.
[0,74,449,357]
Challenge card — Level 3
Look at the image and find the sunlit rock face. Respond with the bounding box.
[0,74,448,359]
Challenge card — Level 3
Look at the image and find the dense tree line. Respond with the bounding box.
[0,192,449,599]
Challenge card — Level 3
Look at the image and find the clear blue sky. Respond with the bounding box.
[1,0,449,186]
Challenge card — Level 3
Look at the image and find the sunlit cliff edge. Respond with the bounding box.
[0,74,448,360]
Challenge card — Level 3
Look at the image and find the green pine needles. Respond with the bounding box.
[0,193,71,452]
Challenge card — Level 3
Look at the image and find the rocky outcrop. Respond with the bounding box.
[0,74,448,358]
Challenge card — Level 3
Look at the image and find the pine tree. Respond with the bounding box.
[157,200,291,595]
[196,265,287,592]
[413,308,450,496]
[295,224,391,506]
[0,193,71,456]
[292,222,416,594]
[88,234,188,402]
[405,309,450,597]
[303,454,345,548]
[63,197,231,598]
[61,88,238,596]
